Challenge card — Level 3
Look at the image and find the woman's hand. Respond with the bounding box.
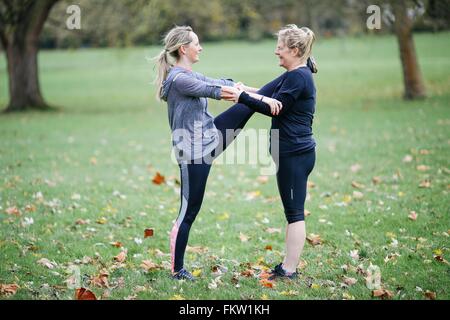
[263,97,283,115]
[234,82,259,93]
[221,86,242,103]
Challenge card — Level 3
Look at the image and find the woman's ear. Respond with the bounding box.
[179,45,186,56]
[291,47,299,57]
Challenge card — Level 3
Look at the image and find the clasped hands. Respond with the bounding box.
[221,82,283,116]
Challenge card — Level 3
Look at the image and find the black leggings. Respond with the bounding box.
[274,150,316,224]
[170,83,278,272]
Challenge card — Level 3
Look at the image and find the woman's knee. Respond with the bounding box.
[285,209,305,224]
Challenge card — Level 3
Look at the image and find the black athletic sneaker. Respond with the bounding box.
[172,268,195,281]
[268,263,298,280]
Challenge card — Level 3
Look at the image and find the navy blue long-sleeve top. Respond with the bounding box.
[238,66,316,157]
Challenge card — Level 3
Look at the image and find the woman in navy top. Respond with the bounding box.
[225,25,317,280]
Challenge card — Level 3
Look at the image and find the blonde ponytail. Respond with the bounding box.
[154,26,194,101]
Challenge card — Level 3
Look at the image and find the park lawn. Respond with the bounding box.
[0,32,449,300]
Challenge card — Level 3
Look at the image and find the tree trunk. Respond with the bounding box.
[2,0,59,112]
[392,0,426,100]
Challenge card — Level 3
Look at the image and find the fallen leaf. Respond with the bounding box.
[5,207,21,216]
[152,172,165,185]
[419,180,431,188]
[408,211,418,221]
[343,276,357,286]
[110,241,122,248]
[140,260,161,272]
[75,288,97,300]
[75,219,89,225]
[24,204,36,212]
[266,227,281,234]
[239,232,249,242]
[186,245,208,254]
[305,209,311,217]
[416,165,430,171]
[353,191,364,200]
[372,289,394,299]
[280,290,298,296]
[351,181,365,189]
[90,272,109,288]
[240,269,254,277]
[307,181,316,188]
[419,149,430,155]
[192,269,202,277]
[259,279,275,288]
[114,250,127,263]
[257,176,269,184]
[306,234,322,246]
[372,176,382,185]
[0,284,19,296]
[424,290,436,300]
[170,294,185,300]
[37,258,57,269]
[402,155,413,163]
[265,245,272,251]
[245,191,261,201]
[90,157,97,165]
[96,217,107,224]
[351,164,362,173]
[144,228,154,238]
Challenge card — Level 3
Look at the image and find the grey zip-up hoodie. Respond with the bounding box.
[161,66,234,162]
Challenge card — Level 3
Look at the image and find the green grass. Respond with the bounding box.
[0,32,449,300]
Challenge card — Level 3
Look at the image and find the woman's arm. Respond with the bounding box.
[174,73,228,100]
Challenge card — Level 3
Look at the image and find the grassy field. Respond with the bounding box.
[0,32,449,300]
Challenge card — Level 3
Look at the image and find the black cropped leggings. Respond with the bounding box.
[274,149,316,224]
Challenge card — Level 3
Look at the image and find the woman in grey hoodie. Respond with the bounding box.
[155,26,282,280]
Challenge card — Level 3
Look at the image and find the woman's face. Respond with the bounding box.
[183,32,202,63]
[275,39,297,70]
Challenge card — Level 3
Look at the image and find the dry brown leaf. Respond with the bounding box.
[416,165,430,171]
[266,227,281,234]
[419,180,431,188]
[144,228,154,238]
[75,219,89,225]
[110,241,122,248]
[307,181,316,188]
[25,205,36,212]
[90,273,109,288]
[141,260,161,272]
[265,245,272,251]
[75,288,97,300]
[5,207,21,216]
[372,289,394,299]
[351,181,365,189]
[372,176,382,185]
[424,290,436,300]
[152,172,165,185]
[240,269,254,277]
[306,233,322,246]
[113,250,127,263]
[305,209,311,217]
[0,283,19,296]
[186,245,208,254]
